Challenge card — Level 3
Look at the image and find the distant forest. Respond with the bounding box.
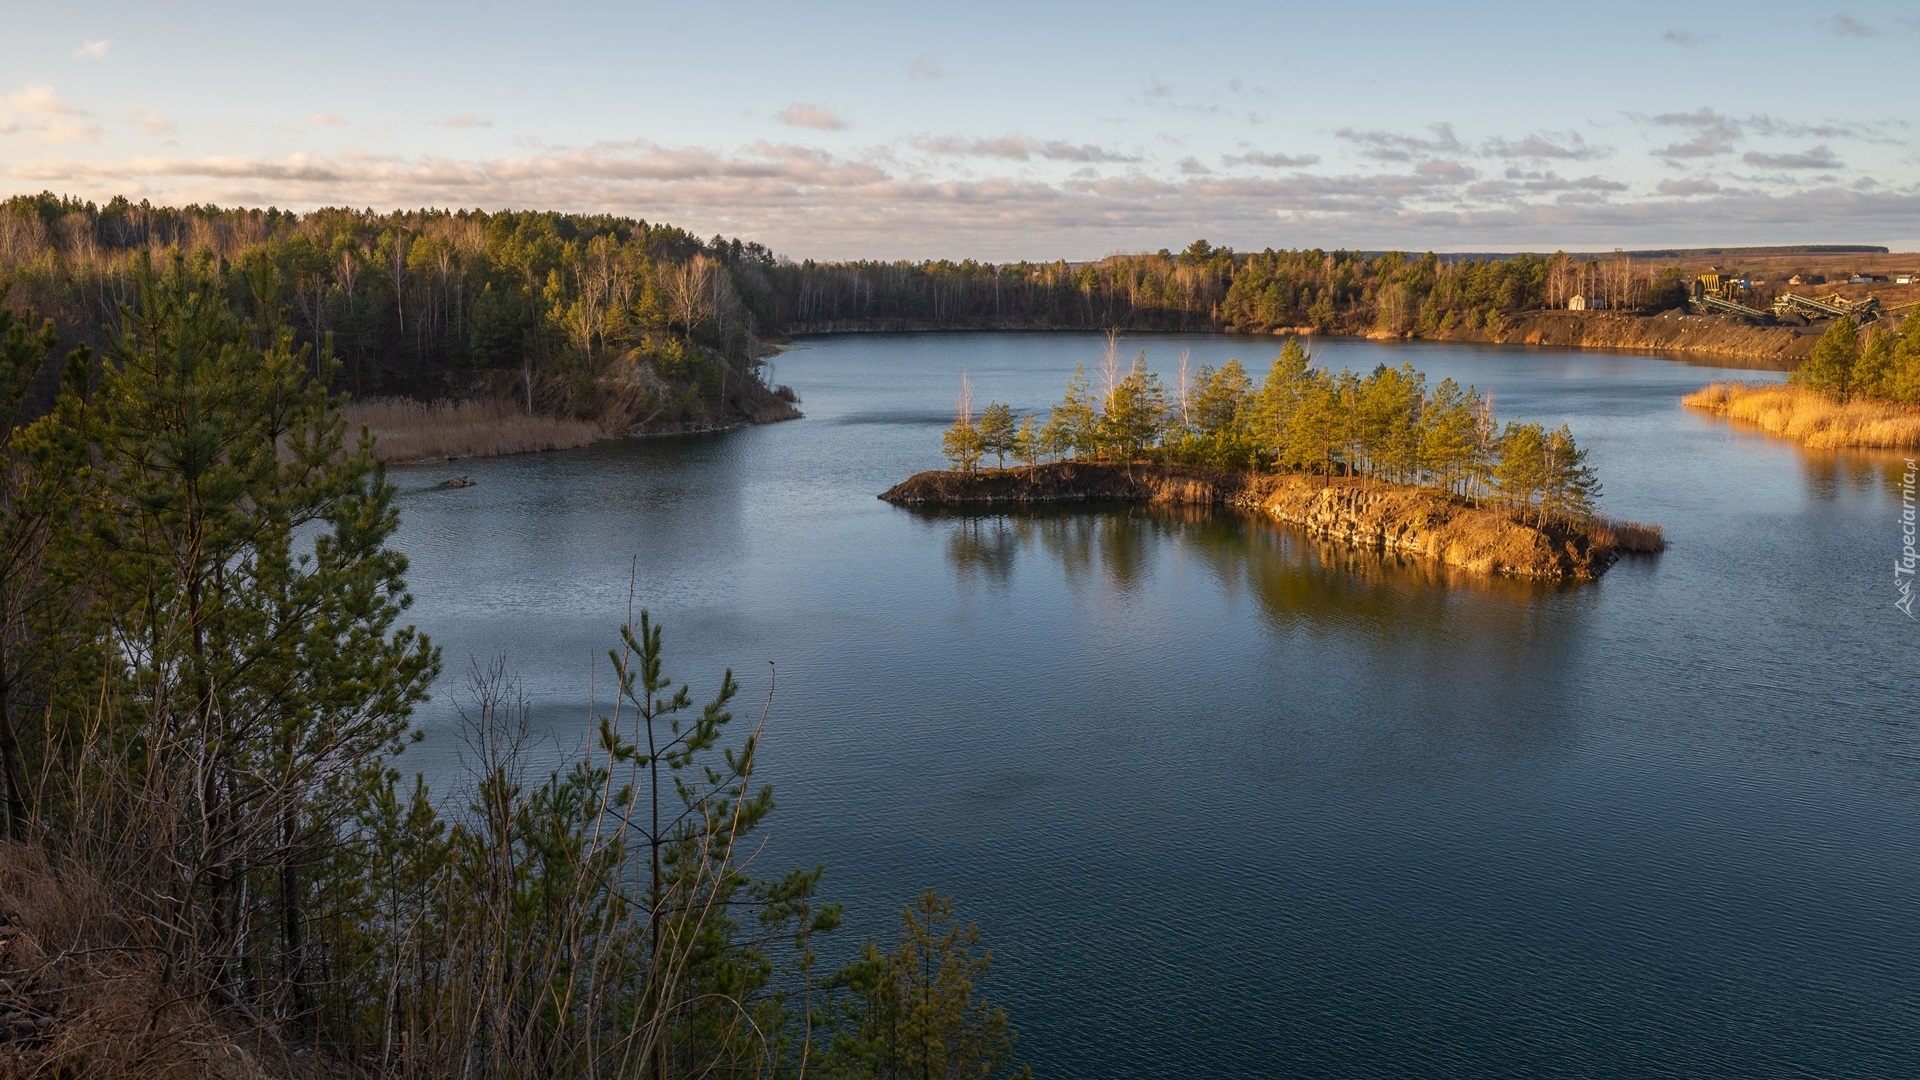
[0,193,1696,419]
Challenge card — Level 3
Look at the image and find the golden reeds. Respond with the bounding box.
[1682,381,1920,450]
[343,397,607,462]
[1591,516,1666,554]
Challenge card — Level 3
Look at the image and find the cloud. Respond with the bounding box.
[305,113,349,128]
[1827,13,1875,37]
[73,40,109,60]
[1658,178,1722,195]
[1661,30,1713,46]
[776,103,845,131]
[123,106,174,136]
[1480,131,1609,161]
[910,52,942,80]
[910,134,1139,163]
[1335,123,1460,162]
[1142,78,1173,101]
[8,136,1917,261]
[1220,150,1320,168]
[1468,169,1627,198]
[431,114,493,129]
[1416,159,1476,183]
[1645,107,1742,159]
[1178,156,1212,176]
[1743,145,1843,169]
[0,84,101,143]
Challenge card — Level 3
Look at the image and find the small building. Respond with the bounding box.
[1568,295,1607,311]
[1789,274,1804,285]
[1848,275,1874,284]
[1896,273,1917,285]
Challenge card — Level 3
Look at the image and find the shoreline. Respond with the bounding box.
[786,311,1816,371]
[1682,382,1920,450]
[880,463,1662,583]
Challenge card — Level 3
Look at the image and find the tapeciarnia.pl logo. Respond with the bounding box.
[1899,458,1917,618]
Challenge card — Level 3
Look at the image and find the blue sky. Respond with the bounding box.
[3,1,1916,259]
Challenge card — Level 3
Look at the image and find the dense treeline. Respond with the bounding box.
[773,240,1690,337]
[0,192,796,429]
[945,336,1601,523]
[0,258,1026,1078]
[0,195,1694,412]
[1792,313,1920,405]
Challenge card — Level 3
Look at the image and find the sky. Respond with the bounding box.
[3,0,1918,261]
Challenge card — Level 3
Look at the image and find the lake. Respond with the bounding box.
[390,331,1920,1079]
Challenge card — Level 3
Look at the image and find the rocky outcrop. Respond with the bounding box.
[880,463,1646,581]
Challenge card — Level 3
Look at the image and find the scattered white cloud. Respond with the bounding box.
[1744,145,1843,169]
[305,113,349,128]
[0,84,101,143]
[432,114,493,129]
[1336,124,1461,162]
[910,134,1138,163]
[1221,150,1320,168]
[123,106,175,136]
[74,40,109,60]
[1826,13,1875,37]
[1481,132,1609,161]
[1645,107,1742,159]
[1661,30,1713,46]
[777,103,846,131]
[8,139,1916,259]
[910,52,942,80]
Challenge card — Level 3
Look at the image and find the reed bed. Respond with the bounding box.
[1591,516,1666,554]
[1682,381,1920,450]
[344,397,607,462]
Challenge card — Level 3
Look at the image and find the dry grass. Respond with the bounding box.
[343,397,607,463]
[1591,516,1666,554]
[1682,381,1920,449]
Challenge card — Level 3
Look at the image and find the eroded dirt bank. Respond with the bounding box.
[1425,310,1816,369]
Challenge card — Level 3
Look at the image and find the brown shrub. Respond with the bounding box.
[342,397,607,463]
[1682,381,1920,449]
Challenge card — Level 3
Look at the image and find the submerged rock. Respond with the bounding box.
[436,476,476,489]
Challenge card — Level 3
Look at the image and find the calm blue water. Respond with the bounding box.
[390,332,1920,1079]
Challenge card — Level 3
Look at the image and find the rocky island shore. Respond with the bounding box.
[881,463,1663,582]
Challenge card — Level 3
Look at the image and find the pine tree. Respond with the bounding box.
[1793,316,1862,399]
[977,401,1017,469]
[81,251,441,1012]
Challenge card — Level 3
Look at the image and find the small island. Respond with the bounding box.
[882,338,1662,582]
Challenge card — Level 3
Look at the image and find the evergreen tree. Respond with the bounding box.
[977,401,1017,469]
[1793,316,1862,399]
[1040,364,1098,461]
[827,890,1029,1080]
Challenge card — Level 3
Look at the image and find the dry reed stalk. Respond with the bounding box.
[1592,516,1666,554]
[1682,381,1920,450]
[343,397,606,463]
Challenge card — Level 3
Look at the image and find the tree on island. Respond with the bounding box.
[977,400,1018,469]
[952,333,1610,526]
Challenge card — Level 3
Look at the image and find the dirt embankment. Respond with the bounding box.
[1426,310,1817,369]
[880,463,1656,581]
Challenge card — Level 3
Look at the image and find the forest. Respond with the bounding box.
[0,192,799,433]
[0,194,1698,438]
[942,336,1603,524]
[0,257,1029,1079]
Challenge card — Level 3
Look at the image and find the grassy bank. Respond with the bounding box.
[1681,382,1920,449]
[343,397,608,462]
